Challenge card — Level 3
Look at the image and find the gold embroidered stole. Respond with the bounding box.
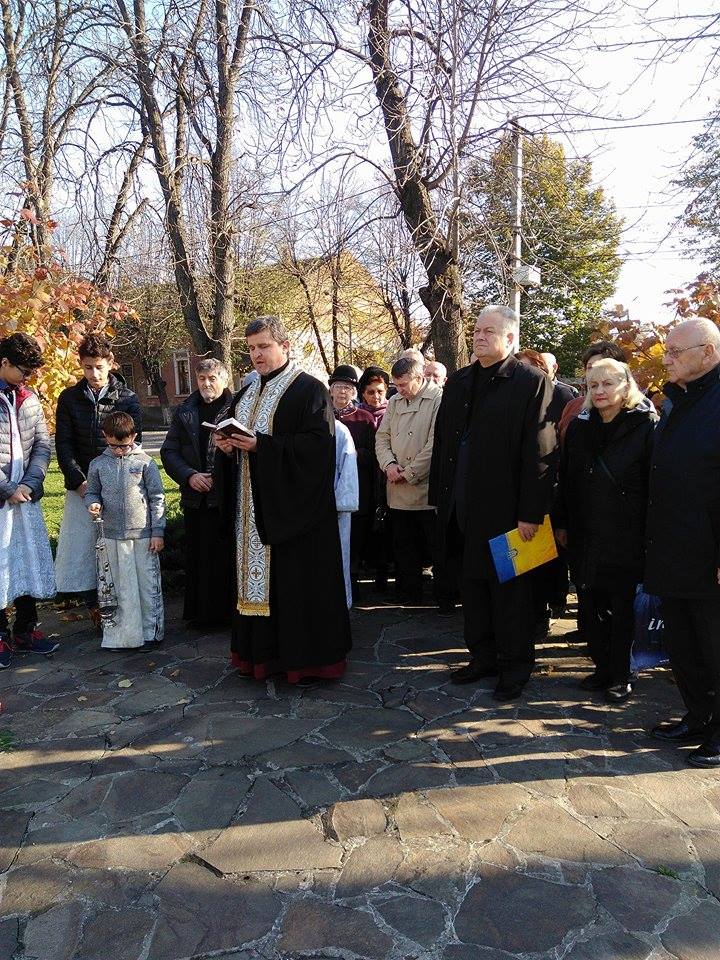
[234,363,302,616]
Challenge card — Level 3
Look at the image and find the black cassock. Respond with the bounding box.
[218,367,352,682]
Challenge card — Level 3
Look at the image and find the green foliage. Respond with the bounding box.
[116,282,187,369]
[0,729,13,752]
[676,117,720,266]
[234,255,399,373]
[463,134,624,374]
[161,505,185,594]
[352,345,394,372]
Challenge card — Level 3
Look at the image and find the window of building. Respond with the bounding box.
[120,363,135,393]
[174,350,192,396]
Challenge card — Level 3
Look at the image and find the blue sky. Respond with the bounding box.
[558,1,720,324]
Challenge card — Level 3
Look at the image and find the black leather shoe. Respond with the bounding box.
[687,740,720,768]
[492,681,525,702]
[436,603,457,618]
[650,718,710,743]
[605,682,634,703]
[580,671,611,691]
[450,663,498,685]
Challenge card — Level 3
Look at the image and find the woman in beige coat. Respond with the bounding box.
[376,355,442,603]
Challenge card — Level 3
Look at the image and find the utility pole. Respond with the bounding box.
[511,118,523,323]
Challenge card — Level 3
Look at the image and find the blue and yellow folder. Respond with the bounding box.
[489,515,558,583]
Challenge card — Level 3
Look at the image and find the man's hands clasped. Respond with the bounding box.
[189,472,213,492]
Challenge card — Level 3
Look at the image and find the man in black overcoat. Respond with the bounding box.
[160,358,234,628]
[647,317,720,767]
[429,305,556,700]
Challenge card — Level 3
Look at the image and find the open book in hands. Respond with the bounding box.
[202,418,255,439]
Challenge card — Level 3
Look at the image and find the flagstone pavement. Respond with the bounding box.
[1,596,719,960]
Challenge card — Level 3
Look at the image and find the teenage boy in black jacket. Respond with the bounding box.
[54,334,142,618]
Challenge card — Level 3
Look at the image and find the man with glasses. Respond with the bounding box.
[0,333,58,668]
[646,318,720,767]
[85,411,165,650]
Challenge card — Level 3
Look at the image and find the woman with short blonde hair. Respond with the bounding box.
[554,356,657,703]
[582,359,645,412]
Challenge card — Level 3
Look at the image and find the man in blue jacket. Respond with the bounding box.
[646,318,720,767]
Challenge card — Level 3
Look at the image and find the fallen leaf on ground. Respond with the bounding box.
[117,679,133,688]
[77,696,88,702]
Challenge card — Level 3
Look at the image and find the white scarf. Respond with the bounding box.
[0,391,24,485]
[234,362,303,616]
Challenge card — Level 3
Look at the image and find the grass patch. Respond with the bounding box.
[0,729,14,752]
[655,866,681,880]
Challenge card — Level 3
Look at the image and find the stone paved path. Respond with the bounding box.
[1,598,719,960]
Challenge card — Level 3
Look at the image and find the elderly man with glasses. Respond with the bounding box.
[646,318,720,767]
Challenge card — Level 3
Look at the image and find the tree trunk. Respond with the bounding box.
[206,0,253,380]
[0,0,49,259]
[119,0,214,360]
[366,0,468,374]
[400,285,413,346]
[331,255,342,367]
[419,261,466,370]
[289,259,332,374]
[142,358,172,425]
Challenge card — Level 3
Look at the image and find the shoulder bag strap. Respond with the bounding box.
[596,452,639,518]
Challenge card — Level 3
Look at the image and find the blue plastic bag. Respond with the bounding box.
[631,586,668,671]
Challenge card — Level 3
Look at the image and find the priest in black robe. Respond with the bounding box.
[215,316,352,682]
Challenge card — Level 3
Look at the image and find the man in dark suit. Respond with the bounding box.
[429,306,556,700]
[646,317,720,768]
[541,352,577,430]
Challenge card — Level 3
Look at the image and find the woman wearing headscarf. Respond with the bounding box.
[356,365,392,592]
[357,365,390,428]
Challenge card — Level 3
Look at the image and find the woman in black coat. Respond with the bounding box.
[554,359,657,703]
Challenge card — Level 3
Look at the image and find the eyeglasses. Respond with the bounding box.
[13,364,34,378]
[106,441,134,450]
[664,343,707,360]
